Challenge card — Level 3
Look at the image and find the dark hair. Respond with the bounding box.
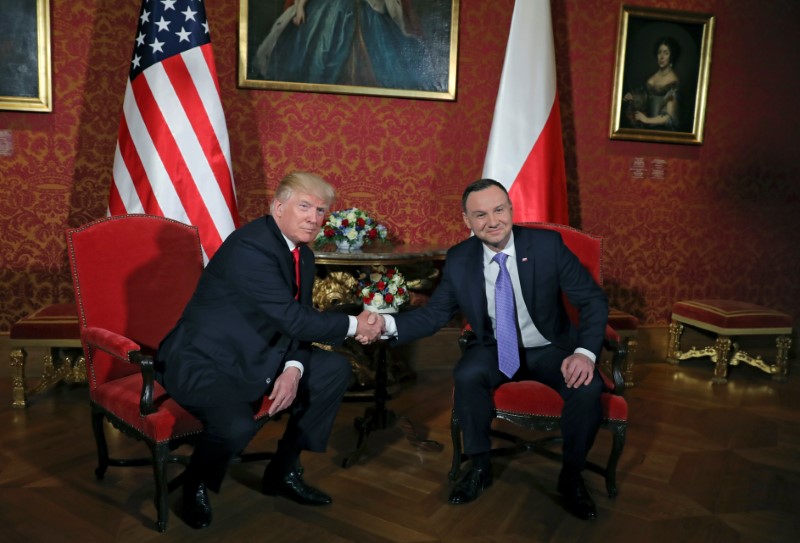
[654,36,681,65]
[461,179,509,212]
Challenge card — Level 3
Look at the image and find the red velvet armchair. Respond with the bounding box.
[66,215,273,531]
[449,223,629,497]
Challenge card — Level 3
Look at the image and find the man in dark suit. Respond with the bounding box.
[376,179,608,520]
[158,172,384,529]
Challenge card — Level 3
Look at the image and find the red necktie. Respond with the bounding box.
[292,247,301,300]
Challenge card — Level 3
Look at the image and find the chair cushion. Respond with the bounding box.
[608,308,639,331]
[493,381,627,422]
[93,374,203,443]
[672,300,792,334]
[93,374,276,444]
[10,303,81,341]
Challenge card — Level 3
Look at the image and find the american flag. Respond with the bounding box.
[110,0,239,261]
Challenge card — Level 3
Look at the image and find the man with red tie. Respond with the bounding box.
[158,172,383,529]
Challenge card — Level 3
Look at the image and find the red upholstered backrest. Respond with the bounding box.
[66,215,204,389]
[515,222,603,285]
[515,222,603,325]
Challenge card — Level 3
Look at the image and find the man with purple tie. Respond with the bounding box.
[377,179,608,520]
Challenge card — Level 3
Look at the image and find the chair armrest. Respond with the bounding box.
[82,326,141,359]
[81,326,158,415]
[460,324,627,395]
[602,326,627,394]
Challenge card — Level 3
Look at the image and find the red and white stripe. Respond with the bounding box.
[110,44,239,262]
[482,0,568,225]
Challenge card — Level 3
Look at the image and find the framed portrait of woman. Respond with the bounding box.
[238,0,460,101]
[609,5,715,145]
[0,0,52,112]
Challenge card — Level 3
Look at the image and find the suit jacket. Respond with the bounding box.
[159,215,350,406]
[393,225,608,358]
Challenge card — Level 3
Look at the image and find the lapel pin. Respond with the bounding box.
[521,257,528,262]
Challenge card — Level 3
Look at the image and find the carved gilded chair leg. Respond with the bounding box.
[711,336,732,384]
[773,335,792,382]
[666,321,683,364]
[10,348,28,408]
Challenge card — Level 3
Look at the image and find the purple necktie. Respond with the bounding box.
[492,252,520,378]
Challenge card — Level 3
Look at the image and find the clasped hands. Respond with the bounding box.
[354,310,386,344]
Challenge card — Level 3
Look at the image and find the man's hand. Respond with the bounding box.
[268,366,301,416]
[561,352,595,388]
[355,310,384,344]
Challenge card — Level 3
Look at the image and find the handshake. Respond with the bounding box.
[354,310,388,344]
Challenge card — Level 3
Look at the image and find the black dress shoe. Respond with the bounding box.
[182,481,212,529]
[262,468,332,506]
[557,472,597,520]
[448,466,493,505]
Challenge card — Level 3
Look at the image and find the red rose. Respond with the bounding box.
[367,229,378,239]
[386,268,395,277]
[377,281,386,290]
[341,219,349,227]
[356,217,366,228]
[385,293,394,304]
[324,226,335,238]
[397,287,405,295]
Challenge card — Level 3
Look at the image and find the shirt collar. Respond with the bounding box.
[282,234,298,252]
[482,231,516,265]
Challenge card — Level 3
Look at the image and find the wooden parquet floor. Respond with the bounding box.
[1,353,799,542]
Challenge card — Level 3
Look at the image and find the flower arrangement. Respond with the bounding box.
[315,208,388,249]
[358,265,409,312]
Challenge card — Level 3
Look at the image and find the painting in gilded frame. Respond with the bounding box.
[238,0,459,101]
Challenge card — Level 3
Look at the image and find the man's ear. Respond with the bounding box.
[462,212,470,229]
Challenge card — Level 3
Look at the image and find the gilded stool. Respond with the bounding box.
[9,303,85,408]
[666,299,793,384]
[608,308,639,387]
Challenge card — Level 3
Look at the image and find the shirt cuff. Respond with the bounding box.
[575,348,596,364]
[347,315,358,337]
[283,360,304,377]
[381,314,398,339]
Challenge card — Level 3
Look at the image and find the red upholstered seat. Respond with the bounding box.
[10,303,81,340]
[494,381,629,423]
[671,299,792,334]
[450,223,629,498]
[67,215,274,532]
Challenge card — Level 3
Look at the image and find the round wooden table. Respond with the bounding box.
[311,242,448,466]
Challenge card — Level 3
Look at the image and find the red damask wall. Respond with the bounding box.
[1,0,798,332]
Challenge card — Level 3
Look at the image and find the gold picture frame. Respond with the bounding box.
[0,0,52,112]
[238,0,459,101]
[610,5,715,145]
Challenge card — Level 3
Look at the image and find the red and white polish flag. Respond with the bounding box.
[482,0,568,225]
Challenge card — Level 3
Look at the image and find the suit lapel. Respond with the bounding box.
[265,215,300,298]
[463,237,490,336]
[514,226,537,315]
[298,245,315,302]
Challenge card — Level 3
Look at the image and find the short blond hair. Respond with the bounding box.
[270,172,336,213]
